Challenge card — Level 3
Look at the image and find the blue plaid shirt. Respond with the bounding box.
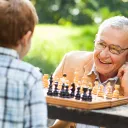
[0,47,47,128]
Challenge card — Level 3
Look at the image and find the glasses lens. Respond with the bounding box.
[109,44,121,55]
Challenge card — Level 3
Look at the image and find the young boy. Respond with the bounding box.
[0,0,47,127]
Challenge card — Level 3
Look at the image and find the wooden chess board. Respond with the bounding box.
[44,88,128,110]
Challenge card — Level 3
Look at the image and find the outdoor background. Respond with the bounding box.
[24,0,128,75]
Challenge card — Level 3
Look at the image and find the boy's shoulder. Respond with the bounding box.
[14,59,42,80]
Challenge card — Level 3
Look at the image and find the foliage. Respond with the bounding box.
[31,0,128,25]
[24,24,98,74]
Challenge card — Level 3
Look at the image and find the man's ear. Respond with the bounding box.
[21,31,32,46]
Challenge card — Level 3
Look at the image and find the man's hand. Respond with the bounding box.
[117,62,128,96]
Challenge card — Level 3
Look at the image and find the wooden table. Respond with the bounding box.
[48,103,128,128]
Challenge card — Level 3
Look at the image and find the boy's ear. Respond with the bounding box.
[21,31,32,46]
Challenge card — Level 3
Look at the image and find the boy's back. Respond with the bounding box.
[0,0,47,127]
[0,47,47,128]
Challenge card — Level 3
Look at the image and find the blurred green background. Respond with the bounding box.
[24,0,128,74]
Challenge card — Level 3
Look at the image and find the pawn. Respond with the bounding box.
[53,81,59,96]
[97,84,104,97]
[81,87,88,101]
[74,70,79,85]
[75,86,81,100]
[60,83,65,98]
[70,83,75,98]
[88,88,92,102]
[106,82,113,99]
[58,79,62,90]
[47,87,53,96]
[65,84,70,98]
[81,76,88,87]
[92,81,99,95]
[112,84,120,99]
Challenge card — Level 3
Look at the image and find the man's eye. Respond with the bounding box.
[98,42,106,47]
[110,45,121,54]
[110,45,121,51]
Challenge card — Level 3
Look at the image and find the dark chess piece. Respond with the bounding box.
[65,84,70,98]
[88,88,92,101]
[70,83,75,98]
[60,83,65,98]
[53,81,59,96]
[47,74,53,96]
[63,73,67,77]
[75,86,81,100]
[81,87,88,101]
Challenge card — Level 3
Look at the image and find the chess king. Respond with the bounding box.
[50,16,128,128]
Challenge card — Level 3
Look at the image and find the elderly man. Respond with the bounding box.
[50,16,128,128]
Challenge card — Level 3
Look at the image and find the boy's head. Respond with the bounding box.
[0,0,38,56]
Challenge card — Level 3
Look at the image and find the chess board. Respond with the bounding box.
[44,88,128,110]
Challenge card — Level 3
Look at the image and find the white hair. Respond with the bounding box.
[98,16,128,33]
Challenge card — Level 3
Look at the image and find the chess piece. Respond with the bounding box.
[92,81,99,95]
[47,74,53,96]
[97,84,104,97]
[77,81,82,93]
[75,86,81,100]
[74,70,79,85]
[70,83,75,98]
[88,88,92,101]
[81,87,88,101]
[60,83,65,98]
[53,81,59,96]
[81,76,88,86]
[65,84,70,98]
[88,82,93,89]
[58,78,62,90]
[42,74,49,88]
[112,84,120,99]
[106,82,113,99]
[61,73,67,83]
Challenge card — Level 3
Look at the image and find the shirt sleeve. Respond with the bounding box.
[24,79,47,128]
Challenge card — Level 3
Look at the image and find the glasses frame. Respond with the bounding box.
[94,40,128,55]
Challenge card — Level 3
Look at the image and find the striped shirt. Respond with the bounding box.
[0,47,47,128]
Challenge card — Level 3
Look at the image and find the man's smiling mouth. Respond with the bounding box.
[99,59,112,64]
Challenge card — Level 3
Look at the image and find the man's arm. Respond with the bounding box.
[53,53,67,78]
[49,120,75,128]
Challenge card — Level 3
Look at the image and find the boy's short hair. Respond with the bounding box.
[0,0,38,47]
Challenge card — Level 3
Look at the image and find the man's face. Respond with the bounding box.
[93,26,128,77]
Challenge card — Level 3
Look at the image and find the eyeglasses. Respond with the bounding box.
[94,41,128,55]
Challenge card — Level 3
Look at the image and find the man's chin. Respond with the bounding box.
[96,68,111,76]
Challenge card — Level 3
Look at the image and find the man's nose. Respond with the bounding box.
[100,47,110,58]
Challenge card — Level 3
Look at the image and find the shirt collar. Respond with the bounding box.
[0,47,19,59]
[87,64,118,86]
